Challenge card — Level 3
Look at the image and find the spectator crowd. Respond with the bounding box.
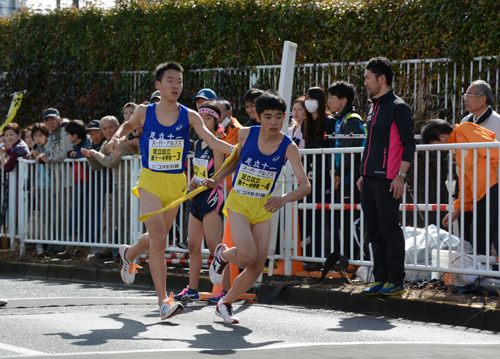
[0,58,498,281]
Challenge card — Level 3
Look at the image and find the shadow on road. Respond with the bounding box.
[45,313,159,346]
[45,311,282,351]
[328,314,396,332]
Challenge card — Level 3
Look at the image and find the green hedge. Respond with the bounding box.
[0,0,499,126]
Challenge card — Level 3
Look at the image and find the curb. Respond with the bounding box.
[1,261,499,332]
[257,283,500,331]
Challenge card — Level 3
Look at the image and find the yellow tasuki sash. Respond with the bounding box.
[138,144,238,222]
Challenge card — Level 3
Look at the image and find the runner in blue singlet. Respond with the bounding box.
[203,91,311,324]
[106,62,231,321]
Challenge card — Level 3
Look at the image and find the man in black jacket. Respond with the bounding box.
[357,57,416,296]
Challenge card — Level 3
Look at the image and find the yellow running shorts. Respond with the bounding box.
[132,168,187,206]
[223,190,273,225]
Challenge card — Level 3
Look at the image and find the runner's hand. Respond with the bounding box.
[189,180,200,191]
[106,138,120,155]
[202,179,217,189]
[263,196,287,213]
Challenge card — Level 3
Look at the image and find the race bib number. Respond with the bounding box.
[149,139,184,171]
[193,157,209,184]
[234,164,276,198]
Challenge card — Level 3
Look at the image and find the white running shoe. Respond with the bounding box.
[215,300,239,324]
[119,245,142,285]
[160,293,184,320]
[209,244,228,286]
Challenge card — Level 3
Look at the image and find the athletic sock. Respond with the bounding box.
[218,250,229,264]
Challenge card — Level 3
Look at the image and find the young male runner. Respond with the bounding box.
[204,91,311,323]
[107,62,231,320]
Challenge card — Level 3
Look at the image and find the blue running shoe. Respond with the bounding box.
[207,287,228,303]
[378,283,405,296]
[363,281,385,295]
[174,286,200,301]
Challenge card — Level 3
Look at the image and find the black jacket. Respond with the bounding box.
[360,89,415,180]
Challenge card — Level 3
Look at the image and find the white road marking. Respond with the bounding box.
[0,342,44,355]
[2,342,500,358]
[4,297,157,309]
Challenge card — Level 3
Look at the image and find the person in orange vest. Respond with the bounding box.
[421,119,499,258]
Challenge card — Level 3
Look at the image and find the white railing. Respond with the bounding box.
[270,143,500,281]
[10,140,499,284]
[16,155,214,256]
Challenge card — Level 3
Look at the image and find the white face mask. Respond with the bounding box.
[305,100,319,114]
[220,116,231,128]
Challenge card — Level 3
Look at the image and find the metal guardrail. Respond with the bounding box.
[190,56,500,125]
[9,142,500,283]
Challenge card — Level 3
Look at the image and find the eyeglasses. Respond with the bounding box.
[462,93,483,100]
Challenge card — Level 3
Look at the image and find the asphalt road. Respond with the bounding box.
[0,276,499,358]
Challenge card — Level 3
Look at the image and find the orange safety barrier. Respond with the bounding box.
[199,220,257,301]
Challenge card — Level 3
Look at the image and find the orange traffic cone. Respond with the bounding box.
[199,220,257,301]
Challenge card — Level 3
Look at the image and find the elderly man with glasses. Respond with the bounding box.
[461,80,500,137]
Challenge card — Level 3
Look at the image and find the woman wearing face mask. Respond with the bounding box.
[288,96,306,150]
[301,87,336,271]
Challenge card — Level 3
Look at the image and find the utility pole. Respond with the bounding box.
[73,0,78,7]
[56,0,60,9]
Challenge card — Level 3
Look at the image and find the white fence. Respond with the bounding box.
[270,143,500,282]
[190,56,500,125]
[8,142,500,283]
[104,56,499,125]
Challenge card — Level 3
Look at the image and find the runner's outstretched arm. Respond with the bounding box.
[107,105,146,155]
[189,111,231,154]
[203,128,250,188]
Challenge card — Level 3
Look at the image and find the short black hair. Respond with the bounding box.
[420,119,454,144]
[243,88,265,104]
[255,91,287,116]
[65,120,87,140]
[155,62,184,82]
[327,81,356,106]
[365,56,394,87]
